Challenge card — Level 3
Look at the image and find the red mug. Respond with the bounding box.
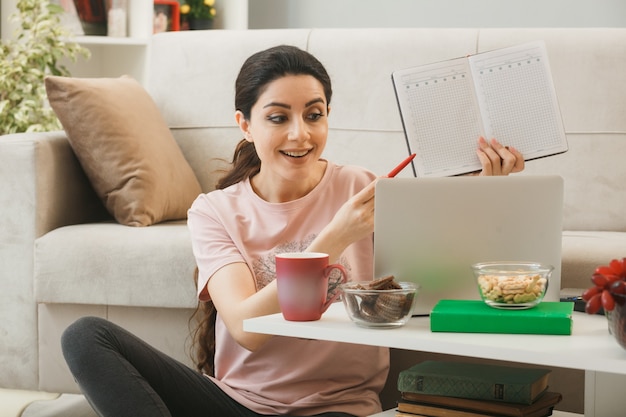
[275,252,348,321]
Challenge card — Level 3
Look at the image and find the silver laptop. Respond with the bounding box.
[373,175,563,315]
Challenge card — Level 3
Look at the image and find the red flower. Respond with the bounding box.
[582,258,626,314]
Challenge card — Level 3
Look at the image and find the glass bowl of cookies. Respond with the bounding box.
[472,261,553,309]
[340,276,419,328]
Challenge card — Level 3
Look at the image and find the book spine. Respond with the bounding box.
[397,372,534,404]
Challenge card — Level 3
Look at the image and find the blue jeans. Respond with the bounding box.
[61,316,355,417]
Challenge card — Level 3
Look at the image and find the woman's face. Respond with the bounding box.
[238,74,329,192]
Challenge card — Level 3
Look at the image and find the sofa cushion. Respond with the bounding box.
[45,75,202,227]
[34,221,197,308]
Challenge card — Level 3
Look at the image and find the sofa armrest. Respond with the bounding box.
[0,131,110,389]
[0,131,110,239]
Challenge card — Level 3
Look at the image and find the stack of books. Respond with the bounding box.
[396,360,563,417]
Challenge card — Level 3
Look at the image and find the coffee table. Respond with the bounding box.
[244,303,626,417]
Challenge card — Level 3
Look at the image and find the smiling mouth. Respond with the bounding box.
[281,150,311,158]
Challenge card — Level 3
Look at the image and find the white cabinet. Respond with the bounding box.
[69,0,248,85]
[63,0,153,84]
[1,0,248,86]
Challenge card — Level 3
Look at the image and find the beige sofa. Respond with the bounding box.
[1,28,626,414]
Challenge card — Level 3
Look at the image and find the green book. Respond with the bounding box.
[430,300,573,335]
[397,360,552,405]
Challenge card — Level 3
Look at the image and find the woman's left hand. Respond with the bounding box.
[475,137,525,176]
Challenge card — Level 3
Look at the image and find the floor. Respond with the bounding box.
[0,389,58,417]
[0,389,96,417]
[1,389,582,417]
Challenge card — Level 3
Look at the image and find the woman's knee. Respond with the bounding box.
[61,316,111,360]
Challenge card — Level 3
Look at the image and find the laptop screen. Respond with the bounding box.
[373,175,563,315]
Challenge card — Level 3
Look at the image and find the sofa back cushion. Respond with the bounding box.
[148,28,626,232]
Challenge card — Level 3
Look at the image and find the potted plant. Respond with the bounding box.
[0,0,89,135]
[180,0,217,30]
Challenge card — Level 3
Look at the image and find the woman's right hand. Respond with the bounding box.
[307,179,378,262]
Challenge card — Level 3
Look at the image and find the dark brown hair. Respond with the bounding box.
[190,45,333,376]
[189,267,216,375]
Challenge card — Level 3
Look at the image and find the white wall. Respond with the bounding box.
[249,0,626,29]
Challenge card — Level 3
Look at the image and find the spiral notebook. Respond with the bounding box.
[392,41,568,177]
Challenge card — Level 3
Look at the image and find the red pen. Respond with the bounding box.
[386,153,416,177]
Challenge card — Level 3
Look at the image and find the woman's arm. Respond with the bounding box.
[207,262,280,352]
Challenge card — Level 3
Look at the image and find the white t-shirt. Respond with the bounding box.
[188,161,389,416]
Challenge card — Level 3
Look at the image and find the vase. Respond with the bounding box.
[189,18,214,30]
[606,293,626,349]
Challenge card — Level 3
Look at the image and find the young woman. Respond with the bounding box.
[61,45,524,417]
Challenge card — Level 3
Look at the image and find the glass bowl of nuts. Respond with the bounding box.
[340,276,419,328]
[472,262,553,309]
